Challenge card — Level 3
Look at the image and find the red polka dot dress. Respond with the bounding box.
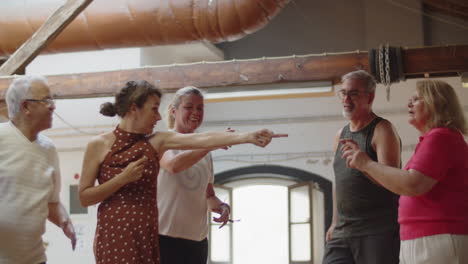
[94,127,160,264]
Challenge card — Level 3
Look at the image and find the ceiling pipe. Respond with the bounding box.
[0,0,290,56]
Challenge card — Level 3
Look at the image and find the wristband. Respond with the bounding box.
[220,202,231,213]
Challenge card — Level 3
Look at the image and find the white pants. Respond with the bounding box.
[400,234,468,264]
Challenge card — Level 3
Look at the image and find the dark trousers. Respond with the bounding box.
[159,235,208,264]
[322,230,400,264]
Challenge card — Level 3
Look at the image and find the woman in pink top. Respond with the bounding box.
[340,80,467,264]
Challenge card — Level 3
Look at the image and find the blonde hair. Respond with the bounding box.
[416,80,467,135]
[165,86,204,129]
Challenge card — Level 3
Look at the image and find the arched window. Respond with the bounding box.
[208,165,332,264]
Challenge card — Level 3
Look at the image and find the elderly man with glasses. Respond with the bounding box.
[322,70,401,264]
[0,75,76,264]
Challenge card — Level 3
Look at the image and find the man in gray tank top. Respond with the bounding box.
[322,70,401,264]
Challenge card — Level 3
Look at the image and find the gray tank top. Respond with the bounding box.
[333,116,399,238]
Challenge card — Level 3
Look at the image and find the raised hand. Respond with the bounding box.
[340,139,370,170]
[117,156,148,184]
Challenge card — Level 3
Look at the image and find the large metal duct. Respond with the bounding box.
[0,0,290,56]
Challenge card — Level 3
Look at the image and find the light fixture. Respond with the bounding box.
[462,72,468,88]
[204,81,333,103]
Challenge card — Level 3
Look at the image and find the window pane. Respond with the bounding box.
[214,186,231,204]
[233,185,288,264]
[211,225,230,262]
[291,223,311,261]
[290,185,310,223]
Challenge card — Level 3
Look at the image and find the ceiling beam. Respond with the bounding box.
[403,45,468,77]
[0,0,94,76]
[423,0,468,21]
[0,45,466,100]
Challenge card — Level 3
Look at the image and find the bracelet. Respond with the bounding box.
[220,202,231,213]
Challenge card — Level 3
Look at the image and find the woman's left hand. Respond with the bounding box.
[340,139,371,170]
[212,203,230,228]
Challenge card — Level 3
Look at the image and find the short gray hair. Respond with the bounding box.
[6,75,48,119]
[341,70,376,93]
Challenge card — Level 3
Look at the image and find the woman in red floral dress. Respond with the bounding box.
[78,80,286,264]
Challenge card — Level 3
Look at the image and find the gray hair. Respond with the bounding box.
[6,75,48,119]
[341,70,376,93]
[165,86,204,129]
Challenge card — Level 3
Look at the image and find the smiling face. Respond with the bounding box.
[407,91,429,133]
[25,81,55,132]
[134,95,162,134]
[172,93,204,133]
[339,78,374,120]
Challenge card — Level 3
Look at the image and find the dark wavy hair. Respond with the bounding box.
[100,80,162,117]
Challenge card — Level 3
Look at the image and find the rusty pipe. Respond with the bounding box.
[0,0,290,56]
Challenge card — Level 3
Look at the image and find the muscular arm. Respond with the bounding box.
[373,120,401,169]
[361,120,402,184]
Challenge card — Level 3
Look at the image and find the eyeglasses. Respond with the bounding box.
[337,89,371,100]
[25,98,55,106]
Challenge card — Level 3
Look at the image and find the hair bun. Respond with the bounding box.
[100,102,117,117]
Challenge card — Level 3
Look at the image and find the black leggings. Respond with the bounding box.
[159,235,208,264]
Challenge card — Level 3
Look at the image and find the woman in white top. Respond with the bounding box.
[157,87,233,264]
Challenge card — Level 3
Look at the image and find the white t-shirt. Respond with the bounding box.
[0,121,61,264]
[157,149,213,241]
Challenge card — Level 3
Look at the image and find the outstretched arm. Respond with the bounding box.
[48,202,76,250]
[151,129,287,155]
